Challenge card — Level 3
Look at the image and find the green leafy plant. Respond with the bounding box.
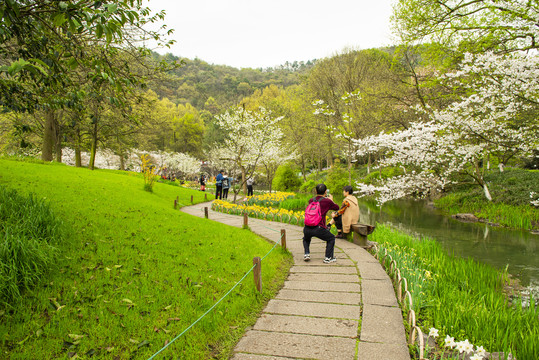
[141,154,158,192]
[272,164,302,192]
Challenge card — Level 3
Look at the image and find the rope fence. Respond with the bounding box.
[148,200,285,359]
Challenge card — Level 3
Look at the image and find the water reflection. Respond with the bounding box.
[359,199,539,287]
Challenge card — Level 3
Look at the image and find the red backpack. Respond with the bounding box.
[304,197,323,226]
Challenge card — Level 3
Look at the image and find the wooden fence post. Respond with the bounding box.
[280,229,286,250]
[191,195,193,204]
[253,257,262,292]
[174,199,178,209]
[243,213,248,228]
[204,207,208,219]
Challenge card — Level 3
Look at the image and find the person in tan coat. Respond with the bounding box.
[329,186,360,239]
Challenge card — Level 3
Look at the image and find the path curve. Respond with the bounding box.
[181,202,410,360]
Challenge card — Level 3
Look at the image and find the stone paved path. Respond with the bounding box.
[181,202,410,360]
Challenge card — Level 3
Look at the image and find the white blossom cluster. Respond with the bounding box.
[531,192,539,207]
[354,52,539,204]
[61,147,200,177]
[213,107,284,171]
[144,150,201,177]
[428,327,487,360]
[62,147,132,170]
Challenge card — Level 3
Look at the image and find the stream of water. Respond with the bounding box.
[357,199,539,289]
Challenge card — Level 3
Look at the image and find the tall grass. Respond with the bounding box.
[279,196,310,211]
[436,194,539,229]
[372,225,539,359]
[0,186,66,307]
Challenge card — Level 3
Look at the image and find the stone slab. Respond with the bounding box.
[292,257,355,265]
[361,279,398,307]
[231,354,296,360]
[357,342,411,360]
[343,247,380,264]
[290,265,357,274]
[357,262,390,280]
[234,330,357,360]
[253,313,358,337]
[264,299,360,319]
[276,289,361,305]
[360,304,408,344]
[287,273,359,283]
[284,280,361,293]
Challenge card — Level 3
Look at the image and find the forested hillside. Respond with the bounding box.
[148,53,316,111]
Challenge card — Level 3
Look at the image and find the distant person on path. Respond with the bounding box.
[199,174,206,191]
[247,177,254,196]
[303,183,339,263]
[328,185,360,239]
[215,170,224,199]
[222,173,230,200]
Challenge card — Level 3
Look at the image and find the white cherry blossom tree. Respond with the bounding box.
[355,52,539,204]
[212,106,284,201]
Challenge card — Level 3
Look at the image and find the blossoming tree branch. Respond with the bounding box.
[353,52,539,204]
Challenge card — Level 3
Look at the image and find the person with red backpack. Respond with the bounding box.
[303,183,340,263]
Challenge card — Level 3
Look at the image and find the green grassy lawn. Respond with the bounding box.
[0,159,292,359]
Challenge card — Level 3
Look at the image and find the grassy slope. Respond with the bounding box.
[435,168,539,230]
[0,160,292,359]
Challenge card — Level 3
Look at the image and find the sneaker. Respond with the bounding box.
[303,253,310,262]
[323,257,337,264]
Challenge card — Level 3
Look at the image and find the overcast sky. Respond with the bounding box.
[144,0,396,69]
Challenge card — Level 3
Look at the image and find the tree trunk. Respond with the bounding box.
[89,119,98,170]
[301,155,307,181]
[55,125,62,163]
[241,166,247,195]
[378,152,382,179]
[483,183,493,201]
[41,110,55,161]
[120,154,125,171]
[348,141,352,186]
[75,148,82,167]
[367,153,371,174]
[74,123,82,167]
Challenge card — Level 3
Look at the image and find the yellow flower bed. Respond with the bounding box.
[212,199,304,225]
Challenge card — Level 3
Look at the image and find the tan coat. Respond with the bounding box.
[342,195,360,233]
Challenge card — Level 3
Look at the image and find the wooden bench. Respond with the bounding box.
[350,223,376,247]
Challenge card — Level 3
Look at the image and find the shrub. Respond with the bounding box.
[299,179,317,194]
[0,186,66,307]
[272,164,302,192]
[325,163,349,194]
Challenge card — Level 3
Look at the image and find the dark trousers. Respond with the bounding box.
[215,185,222,199]
[303,226,335,258]
[334,215,343,232]
[222,188,229,199]
[247,185,253,196]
